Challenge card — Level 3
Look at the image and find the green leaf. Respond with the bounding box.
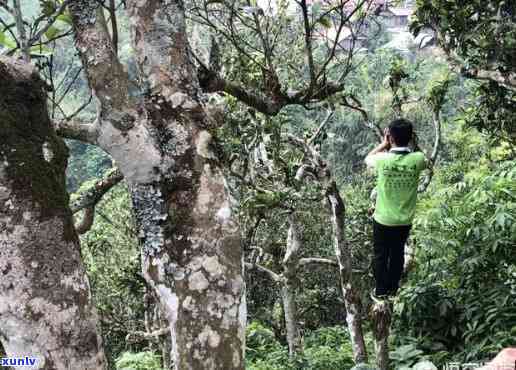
[57,12,72,25]
[0,32,17,49]
[317,16,331,29]
[30,44,53,57]
[44,25,60,41]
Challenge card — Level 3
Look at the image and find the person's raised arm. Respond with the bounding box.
[367,128,391,158]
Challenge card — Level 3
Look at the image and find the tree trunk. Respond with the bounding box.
[326,182,368,364]
[0,57,106,369]
[281,281,302,357]
[371,301,393,370]
[281,214,303,357]
[68,1,246,368]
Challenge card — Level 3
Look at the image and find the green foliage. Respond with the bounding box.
[460,82,516,144]
[395,127,516,365]
[412,0,516,73]
[412,0,516,142]
[395,283,461,351]
[66,141,112,192]
[246,323,357,370]
[115,351,162,370]
[389,344,423,369]
[78,184,146,367]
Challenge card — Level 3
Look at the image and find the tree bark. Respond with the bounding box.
[0,57,106,369]
[326,182,368,364]
[281,214,303,357]
[371,301,393,370]
[68,1,246,368]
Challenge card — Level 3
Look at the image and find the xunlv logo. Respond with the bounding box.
[1,357,37,367]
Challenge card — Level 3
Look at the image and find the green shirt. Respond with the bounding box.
[365,150,427,226]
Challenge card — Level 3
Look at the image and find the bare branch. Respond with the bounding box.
[75,206,95,234]
[298,257,338,267]
[12,0,29,60]
[341,94,382,139]
[0,0,13,15]
[125,328,169,344]
[418,110,441,192]
[53,118,98,144]
[308,108,334,146]
[245,262,282,282]
[299,0,316,90]
[70,168,124,214]
[198,68,285,115]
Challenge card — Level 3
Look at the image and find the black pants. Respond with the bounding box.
[373,220,411,296]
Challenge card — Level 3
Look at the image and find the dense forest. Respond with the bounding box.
[0,0,514,369]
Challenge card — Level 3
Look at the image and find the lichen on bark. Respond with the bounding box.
[0,56,106,370]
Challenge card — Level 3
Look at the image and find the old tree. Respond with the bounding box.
[1,0,245,369]
[0,0,462,368]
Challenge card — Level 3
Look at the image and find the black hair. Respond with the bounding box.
[388,118,413,146]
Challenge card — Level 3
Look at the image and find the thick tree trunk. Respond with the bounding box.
[371,301,392,370]
[281,215,303,357]
[326,183,368,364]
[68,1,246,368]
[0,58,106,369]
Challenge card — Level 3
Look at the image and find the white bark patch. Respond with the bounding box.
[42,142,54,162]
[232,349,241,368]
[198,325,221,349]
[152,254,170,281]
[202,255,224,279]
[0,185,10,202]
[182,296,195,312]
[98,120,162,185]
[188,271,209,292]
[195,130,216,159]
[231,276,245,295]
[215,203,232,225]
[156,284,179,366]
[187,255,204,272]
[194,165,214,214]
[60,269,88,293]
[167,91,188,108]
[0,230,101,370]
[238,293,247,348]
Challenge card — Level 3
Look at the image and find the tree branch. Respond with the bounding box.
[70,168,124,214]
[418,110,441,192]
[69,0,130,110]
[0,0,13,15]
[27,0,73,47]
[125,328,169,344]
[245,262,282,283]
[75,206,95,234]
[299,0,316,91]
[298,257,338,267]
[53,118,98,144]
[12,0,29,60]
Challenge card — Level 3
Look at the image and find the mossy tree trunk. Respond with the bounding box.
[67,1,245,368]
[0,57,106,370]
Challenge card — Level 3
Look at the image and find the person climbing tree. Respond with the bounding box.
[365,119,427,299]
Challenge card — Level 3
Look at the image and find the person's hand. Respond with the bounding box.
[381,128,391,149]
[367,207,375,216]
